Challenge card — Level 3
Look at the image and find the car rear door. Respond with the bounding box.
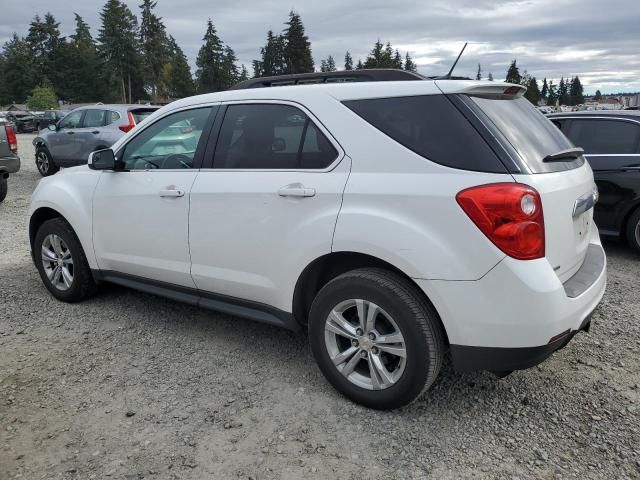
[563,117,640,235]
[188,101,350,312]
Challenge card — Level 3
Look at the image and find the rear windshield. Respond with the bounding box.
[468,96,581,173]
[343,95,507,173]
[130,108,158,124]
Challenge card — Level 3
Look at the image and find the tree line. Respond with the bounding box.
[0,2,418,108]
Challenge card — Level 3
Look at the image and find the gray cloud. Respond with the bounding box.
[1,0,639,93]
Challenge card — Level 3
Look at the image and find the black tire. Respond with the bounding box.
[625,207,640,254]
[308,268,445,410]
[34,218,97,302]
[0,176,7,203]
[35,146,58,177]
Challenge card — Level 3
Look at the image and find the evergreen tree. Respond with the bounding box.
[344,51,353,71]
[320,55,336,72]
[98,0,143,103]
[26,13,65,95]
[283,11,313,74]
[476,63,482,80]
[238,64,249,82]
[0,54,8,105]
[558,77,569,105]
[363,40,399,68]
[60,14,102,102]
[163,35,194,98]
[540,77,548,102]
[195,19,226,92]
[524,76,541,104]
[404,52,417,73]
[569,76,584,105]
[393,49,403,69]
[487,72,494,81]
[547,80,558,106]
[254,30,287,77]
[505,59,521,84]
[594,90,602,100]
[0,34,37,103]
[356,59,364,70]
[139,0,169,97]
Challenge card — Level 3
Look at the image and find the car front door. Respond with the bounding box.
[74,109,107,164]
[49,110,85,162]
[189,101,350,312]
[564,117,640,235]
[92,106,217,287]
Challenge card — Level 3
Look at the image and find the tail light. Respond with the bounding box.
[456,183,545,260]
[118,112,136,133]
[4,125,17,153]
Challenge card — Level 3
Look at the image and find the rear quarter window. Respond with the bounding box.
[343,95,507,173]
[130,109,158,124]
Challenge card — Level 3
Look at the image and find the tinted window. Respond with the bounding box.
[214,104,338,169]
[83,109,106,128]
[343,95,506,173]
[469,96,579,172]
[121,107,212,170]
[566,119,640,154]
[59,110,84,129]
[106,111,121,126]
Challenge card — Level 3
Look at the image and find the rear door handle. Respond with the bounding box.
[91,130,100,134]
[66,131,74,135]
[278,183,316,197]
[159,189,185,198]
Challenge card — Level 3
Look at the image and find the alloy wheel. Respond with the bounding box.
[36,151,50,174]
[41,234,74,291]
[324,299,406,390]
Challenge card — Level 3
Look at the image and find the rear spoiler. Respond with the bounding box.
[435,81,526,98]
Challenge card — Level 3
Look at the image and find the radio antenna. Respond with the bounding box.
[444,42,468,79]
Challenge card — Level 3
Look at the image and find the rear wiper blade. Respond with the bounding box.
[542,147,584,163]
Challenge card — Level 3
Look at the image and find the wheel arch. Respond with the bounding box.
[292,251,450,345]
[620,199,640,240]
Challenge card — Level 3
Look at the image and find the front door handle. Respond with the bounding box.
[66,131,75,135]
[278,183,316,198]
[159,189,185,198]
[91,130,100,134]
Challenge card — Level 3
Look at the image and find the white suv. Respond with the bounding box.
[28,73,606,409]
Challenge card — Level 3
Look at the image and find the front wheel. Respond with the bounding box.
[308,268,445,409]
[35,146,58,177]
[626,207,640,254]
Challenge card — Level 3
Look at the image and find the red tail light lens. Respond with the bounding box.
[118,112,136,133]
[456,183,545,260]
[5,125,17,153]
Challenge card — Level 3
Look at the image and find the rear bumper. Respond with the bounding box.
[416,226,606,371]
[0,155,21,174]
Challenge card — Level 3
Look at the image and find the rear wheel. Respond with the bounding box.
[625,207,640,254]
[308,268,445,410]
[36,146,58,177]
[34,218,97,302]
[0,176,7,203]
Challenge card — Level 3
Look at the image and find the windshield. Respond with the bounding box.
[469,96,582,173]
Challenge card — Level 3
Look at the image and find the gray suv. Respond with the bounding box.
[33,104,159,176]
[0,119,20,203]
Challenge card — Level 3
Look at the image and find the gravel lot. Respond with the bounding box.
[1,134,639,480]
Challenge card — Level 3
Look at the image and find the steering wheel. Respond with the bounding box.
[164,154,192,169]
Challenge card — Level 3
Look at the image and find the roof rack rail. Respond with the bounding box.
[230,69,426,90]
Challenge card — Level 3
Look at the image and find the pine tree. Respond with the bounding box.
[594,90,602,101]
[487,72,494,81]
[254,30,287,77]
[404,52,417,73]
[558,77,569,105]
[195,19,226,92]
[61,14,102,102]
[238,64,249,82]
[547,81,558,106]
[356,59,363,70]
[163,35,194,98]
[569,76,584,105]
[321,55,336,72]
[344,51,353,71]
[540,77,548,102]
[393,49,403,69]
[363,40,398,68]
[98,0,143,103]
[524,76,541,105]
[283,11,313,74]
[476,63,482,80]
[26,13,64,95]
[0,34,37,103]
[139,0,169,97]
[505,59,521,84]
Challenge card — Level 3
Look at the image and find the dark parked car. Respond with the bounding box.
[6,112,36,133]
[35,110,69,131]
[0,118,21,203]
[549,110,640,253]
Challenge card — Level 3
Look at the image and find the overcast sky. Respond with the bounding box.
[1,0,639,94]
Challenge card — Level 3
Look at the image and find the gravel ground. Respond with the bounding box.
[1,134,639,480]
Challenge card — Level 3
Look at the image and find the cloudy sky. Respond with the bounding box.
[1,0,639,93]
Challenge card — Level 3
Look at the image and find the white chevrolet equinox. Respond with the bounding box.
[28,71,606,409]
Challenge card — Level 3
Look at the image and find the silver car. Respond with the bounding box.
[32,104,159,176]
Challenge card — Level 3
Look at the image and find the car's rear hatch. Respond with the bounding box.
[440,83,597,282]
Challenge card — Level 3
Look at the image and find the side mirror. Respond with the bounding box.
[88,148,116,170]
[48,124,57,131]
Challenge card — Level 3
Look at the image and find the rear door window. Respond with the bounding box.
[82,109,107,128]
[468,96,580,173]
[343,95,507,173]
[565,119,640,154]
[106,111,121,126]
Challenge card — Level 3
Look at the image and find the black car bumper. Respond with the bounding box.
[0,155,21,174]
[450,314,593,373]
